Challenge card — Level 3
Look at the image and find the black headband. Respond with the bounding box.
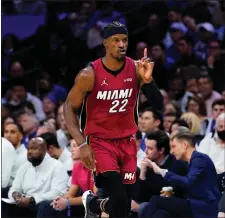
[103,26,128,39]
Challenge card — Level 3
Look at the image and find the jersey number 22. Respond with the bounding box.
[109,99,128,113]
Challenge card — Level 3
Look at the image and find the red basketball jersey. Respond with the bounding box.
[80,57,139,139]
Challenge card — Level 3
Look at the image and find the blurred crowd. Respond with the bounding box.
[1,0,225,217]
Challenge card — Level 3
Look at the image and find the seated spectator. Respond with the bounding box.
[2,137,69,217]
[8,61,25,79]
[149,43,169,90]
[1,103,11,120]
[164,7,184,48]
[164,100,182,118]
[22,101,36,116]
[36,122,56,136]
[7,80,46,121]
[1,116,15,136]
[180,77,199,113]
[68,1,95,39]
[1,138,16,189]
[18,111,39,147]
[3,123,27,192]
[180,112,201,136]
[204,99,225,135]
[39,132,74,172]
[186,96,208,135]
[140,108,163,151]
[186,96,207,123]
[163,112,177,133]
[42,94,57,119]
[2,34,20,78]
[164,22,188,69]
[207,39,225,92]
[174,36,199,68]
[169,119,189,134]
[193,22,215,63]
[197,75,221,117]
[139,129,220,218]
[37,72,67,103]
[134,14,166,48]
[132,131,187,213]
[197,113,225,174]
[168,77,185,107]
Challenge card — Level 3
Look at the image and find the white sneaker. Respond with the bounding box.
[82,190,99,218]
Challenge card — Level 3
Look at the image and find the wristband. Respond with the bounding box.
[145,76,153,84]
[66,198,70,217]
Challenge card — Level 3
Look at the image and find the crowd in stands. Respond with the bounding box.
[1,0,225,217]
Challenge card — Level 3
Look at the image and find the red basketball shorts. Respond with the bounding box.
[89,136,137,184]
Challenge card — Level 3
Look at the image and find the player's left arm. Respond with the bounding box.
[134,49,164,112]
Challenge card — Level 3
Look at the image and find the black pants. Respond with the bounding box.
[1,187,10,198]
[139,196,193,218]
[1,200,84,218]
[2,200,52,217]
[219,192,225,213]
[95,172,135,218]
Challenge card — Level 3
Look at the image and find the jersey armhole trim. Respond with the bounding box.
[89,63,97,92]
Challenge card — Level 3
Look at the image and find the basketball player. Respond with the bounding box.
[64,21,163,218]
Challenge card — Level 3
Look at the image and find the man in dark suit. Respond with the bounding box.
[140,129,220,218]
[132,130,187,212]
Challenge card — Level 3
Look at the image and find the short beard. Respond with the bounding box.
[116,56,126,62]
[111,53,126,62]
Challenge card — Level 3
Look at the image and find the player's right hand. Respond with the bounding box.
[79,144,96,170]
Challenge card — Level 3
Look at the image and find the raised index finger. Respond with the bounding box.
[144,48,147,58]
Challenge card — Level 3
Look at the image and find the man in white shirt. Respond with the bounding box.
[2,137,69,217]
[197,113,225,173]
[1,138,16,189]
[39,132,73,172]
[204,99,225,135]
[3,123,27,186]
[197,75,221,117]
